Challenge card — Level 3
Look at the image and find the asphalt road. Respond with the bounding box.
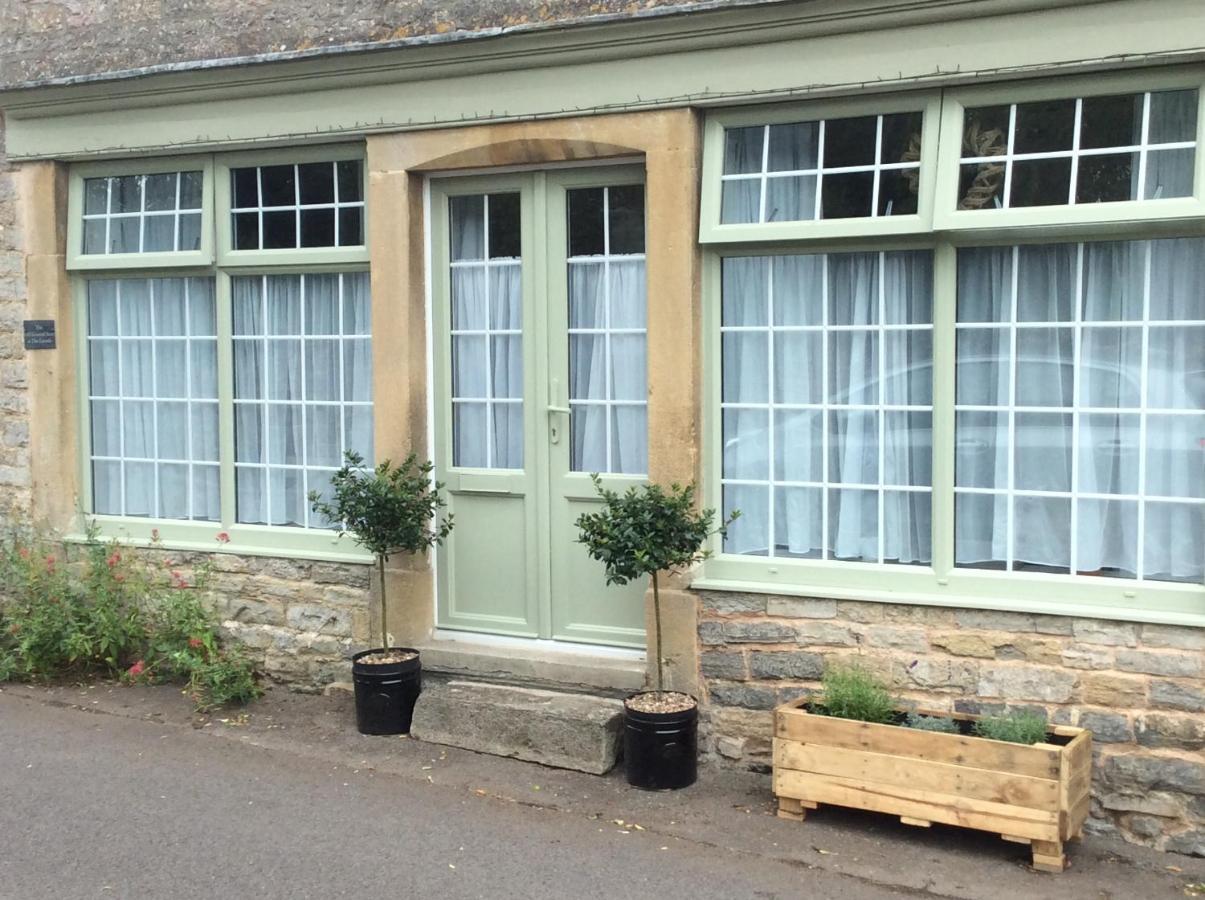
[0,694,900,900]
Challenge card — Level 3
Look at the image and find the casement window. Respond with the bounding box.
[702,73,1205,621]
[70,147,372,558]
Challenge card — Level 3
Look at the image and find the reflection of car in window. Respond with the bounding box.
[722,350,1203,562]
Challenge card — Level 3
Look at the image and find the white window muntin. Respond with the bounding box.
[935,69,1205,230]
[67,155,215,271]
[700,92,943,244]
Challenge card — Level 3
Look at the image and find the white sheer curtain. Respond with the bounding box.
[955,238,1203,583]
[721,123,821,224]
[1141,89,1198,200]
[450,194,524,470]
[233,272,371,528]
[569,257,648,475]
[88,277,218,521]
[721,251,933,563]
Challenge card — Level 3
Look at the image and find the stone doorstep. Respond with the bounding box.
[410,679,625,776]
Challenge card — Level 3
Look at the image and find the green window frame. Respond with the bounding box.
[934,68,1205,232]
[69,145,373,563]
[698,71,1205,626]
[699,92,943,244]
[66,155,216,271]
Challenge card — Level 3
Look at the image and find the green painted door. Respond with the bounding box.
[431,169,648,648]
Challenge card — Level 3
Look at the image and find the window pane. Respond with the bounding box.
[822,116,877,168]
[87,278,218,521]
[722,250,934,565]
[767,122,818,172]
[232,273,373,528]
[488,192,521,259]
[723,126,764,175]
[720,179,760,224]
[1149,89,1199,143]
[956,239,1205,581]
[821,171,874,219]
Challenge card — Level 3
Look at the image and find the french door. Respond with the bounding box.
[430,167,649,648]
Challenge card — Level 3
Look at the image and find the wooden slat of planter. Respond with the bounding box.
[773,740,1059,809]
[774,769,1062,842]
[775,710,1062,780]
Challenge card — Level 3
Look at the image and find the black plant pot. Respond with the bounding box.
[352,648,422,736]
[623,693,698,790]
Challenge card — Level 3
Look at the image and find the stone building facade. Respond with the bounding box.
[1,0,1203,860]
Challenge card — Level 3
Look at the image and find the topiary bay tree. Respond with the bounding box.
[575,475,736,696]
[309,450,453,660]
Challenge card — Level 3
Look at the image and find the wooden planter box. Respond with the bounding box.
[773,698,1092,872]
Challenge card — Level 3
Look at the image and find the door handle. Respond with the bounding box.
[547,405,571,415]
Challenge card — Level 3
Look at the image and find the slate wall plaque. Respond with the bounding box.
[23,320,56,351]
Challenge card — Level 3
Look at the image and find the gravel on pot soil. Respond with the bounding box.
[625,691,697,714]
[357,650,418,665]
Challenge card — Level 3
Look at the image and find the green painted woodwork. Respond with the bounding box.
[700,240,1205,625]
[68,147,374,563]
[430,169,648,648]
[5,1,1205,161]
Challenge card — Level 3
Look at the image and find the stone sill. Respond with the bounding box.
[418,632,646,697]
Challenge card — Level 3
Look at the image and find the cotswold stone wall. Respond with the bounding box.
[0,120,30,522]
[697,592,1205,857]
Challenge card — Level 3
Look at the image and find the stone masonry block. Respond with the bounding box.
[977,664,1076,703]
[410,680,623,775]
[699,592,767,615]
[765,597,837,619]
[954,610,1037,632]
[1080,672,1147,707]
[930,632,999,658]
[1136,713,1205,751]
[1140,625,1205,652]
[1151,681,1205,713]
[1076,710,1133,743]
[1115,649,1203,679]
[699,650,747,680]
[748,650,823,681]
[1164,829,1205,858]
[1102,754,1205,796]
[1072,620,1139,647]
[1061,646,1114,670]
[835,601,883,623]
[795,621,857,647]
[698,620,726,645]
[285,603,352,637]
[1099,791,1185,818]
[708,682,779,710]
[223,597,286,627]
[862,625,928,653]
[996,635,1062,666]
[902,658,978,691]
[311,562,373,588]
[719,621,798,644]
